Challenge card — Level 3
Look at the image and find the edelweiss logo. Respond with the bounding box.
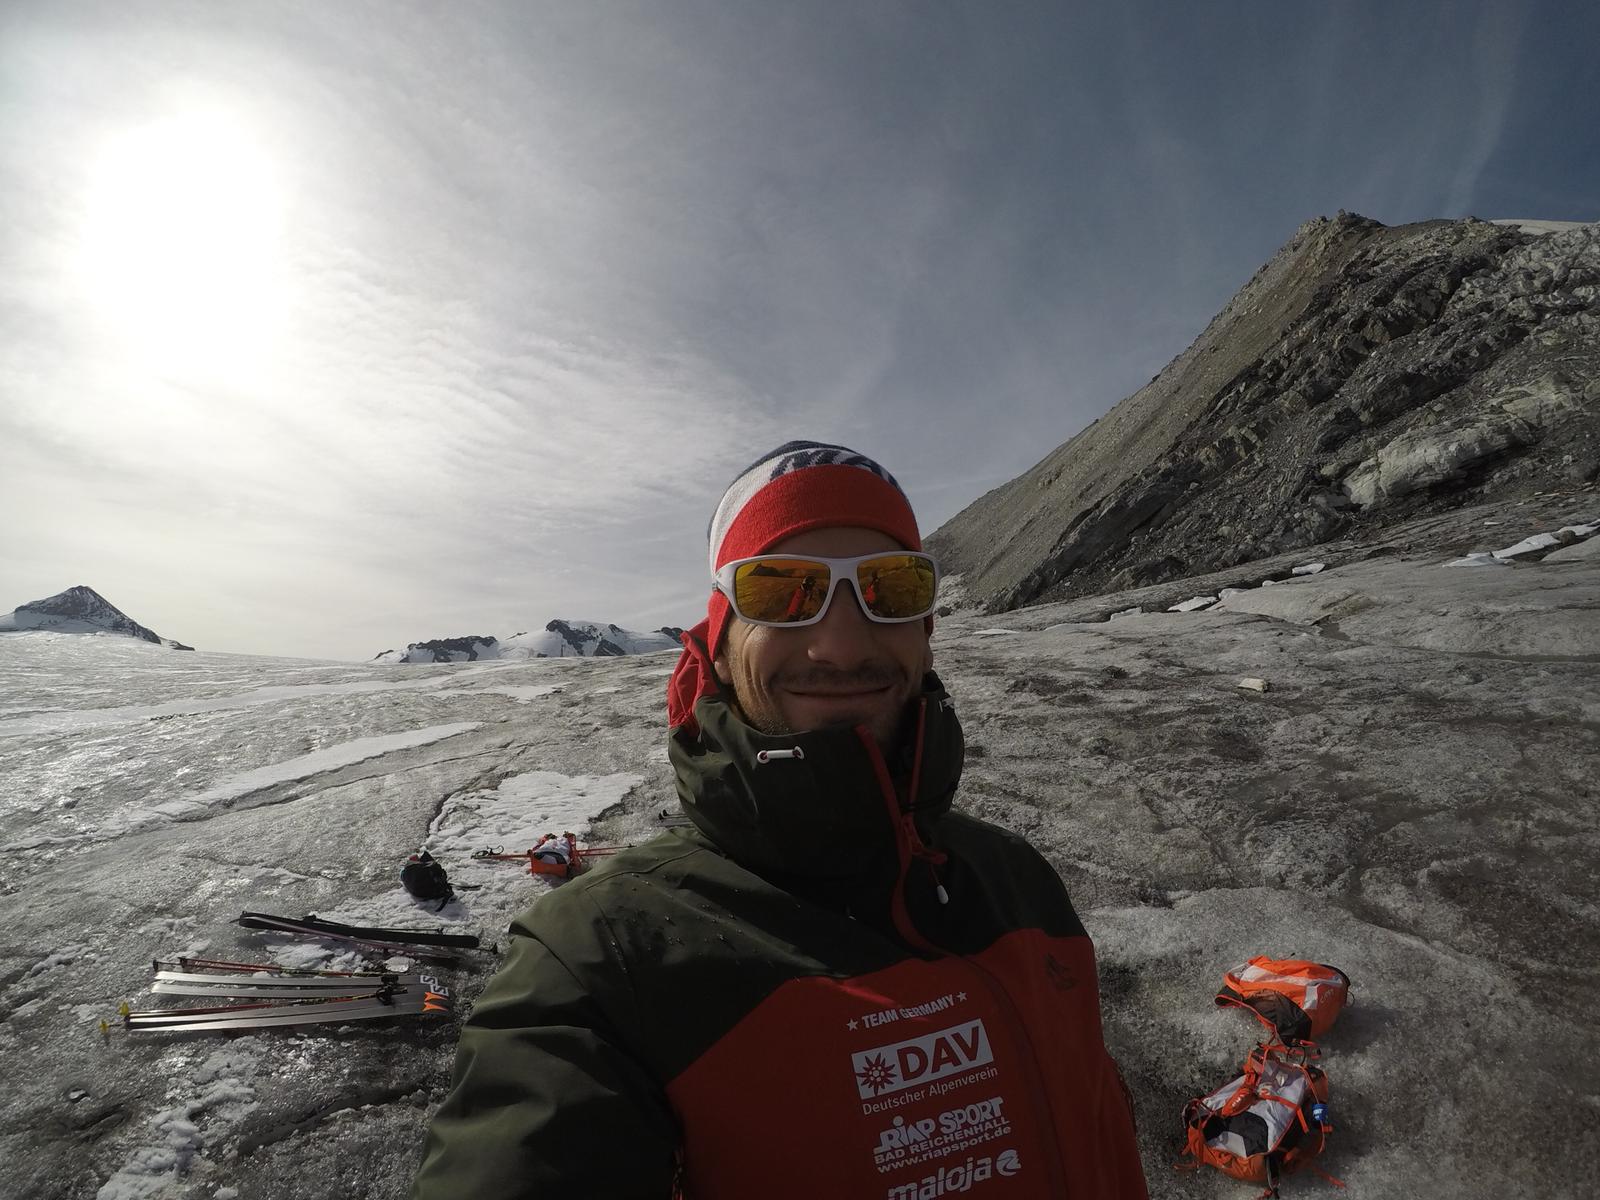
[851,1020,994,1100]
[856,1052,899,1096]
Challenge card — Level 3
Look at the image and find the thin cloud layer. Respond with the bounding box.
[1,1,1595,659]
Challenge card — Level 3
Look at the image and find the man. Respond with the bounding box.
[411,441,1147,1199]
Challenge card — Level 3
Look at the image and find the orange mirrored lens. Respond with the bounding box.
[732,558,831,623]
[856,554,936,619]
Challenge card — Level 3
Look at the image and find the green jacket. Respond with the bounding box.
[412,674,1146,1198]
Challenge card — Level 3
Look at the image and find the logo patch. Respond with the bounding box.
[1044,954,1079,991]
[884,1150,1020,1198]
[872,1096,1011,1173]
[853,1020,994,1099]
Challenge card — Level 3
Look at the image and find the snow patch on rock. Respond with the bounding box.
[96,1044,261,1200]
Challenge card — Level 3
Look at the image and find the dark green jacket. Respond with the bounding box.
[412,674,1146,1198]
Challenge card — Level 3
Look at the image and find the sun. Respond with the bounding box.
[77,110,288,379]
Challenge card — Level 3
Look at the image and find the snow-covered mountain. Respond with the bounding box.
[0,585,194,650]
[374,619,683,663]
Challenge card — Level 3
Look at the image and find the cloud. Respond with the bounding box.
[2,2,1592,659]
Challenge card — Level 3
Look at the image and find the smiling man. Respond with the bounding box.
[712,524,932,746]
[411,441,1148,1200]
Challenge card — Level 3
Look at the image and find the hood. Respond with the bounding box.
[668,671,965,888]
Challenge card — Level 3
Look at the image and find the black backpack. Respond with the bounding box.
[401,851,454,908]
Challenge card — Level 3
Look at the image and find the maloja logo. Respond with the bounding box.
[853,1020,994,1099]
[884,1150,1020,1198]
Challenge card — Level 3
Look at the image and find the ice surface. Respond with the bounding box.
[73,724,486,841]
[468,685,563,703]
[0,670,462,738]
[1,632,690,1197]
[4,545,1598,1198]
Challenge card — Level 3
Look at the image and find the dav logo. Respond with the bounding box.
[852,1020,994,1099]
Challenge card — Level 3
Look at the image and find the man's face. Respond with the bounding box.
[713,525,933,749]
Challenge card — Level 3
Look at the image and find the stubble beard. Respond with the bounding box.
[736,665,917,752]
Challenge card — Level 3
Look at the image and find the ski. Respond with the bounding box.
[238,911,483,948]
[126,988,452,1032]
[133,982,411,1018]
[236,911,484,960]
[152,956,397,979]
[152,971,413,998]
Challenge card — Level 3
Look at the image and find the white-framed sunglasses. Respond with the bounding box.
[713,551,940,628]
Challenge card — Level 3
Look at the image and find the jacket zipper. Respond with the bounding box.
[856,709,1072,1198]
[857,706,943,954]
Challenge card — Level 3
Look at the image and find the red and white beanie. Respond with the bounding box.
[667,440,923,733]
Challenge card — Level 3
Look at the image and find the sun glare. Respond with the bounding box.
[78,111,288,379]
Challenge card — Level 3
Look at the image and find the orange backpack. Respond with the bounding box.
[1181,1042,1334,1198]
[1215,957,1350,1044]
[1180,958,1351,1196]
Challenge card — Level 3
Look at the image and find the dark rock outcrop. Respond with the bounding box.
[544,619,627,657]
[930,216,1600,611]
[372,636,499,664]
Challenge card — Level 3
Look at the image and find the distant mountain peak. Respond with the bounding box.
[0,586,194,649]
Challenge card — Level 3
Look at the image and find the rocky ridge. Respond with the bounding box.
[0,585,193,650]
[375,620,684,663]
[930,215,1600,612]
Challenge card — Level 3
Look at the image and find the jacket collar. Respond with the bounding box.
[667,671,965,886]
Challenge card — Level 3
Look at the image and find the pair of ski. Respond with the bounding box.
[124,956,454,1032]
[236,910,488,963]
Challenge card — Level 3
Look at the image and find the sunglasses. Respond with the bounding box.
[714,552,940,628]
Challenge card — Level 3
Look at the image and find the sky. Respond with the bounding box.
[2,0,1596,661]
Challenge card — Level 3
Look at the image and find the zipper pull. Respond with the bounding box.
[900,814,950,905]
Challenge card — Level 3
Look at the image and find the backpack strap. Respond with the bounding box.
[1256,1155,1282,1199]
[1308,1164,1347,1189]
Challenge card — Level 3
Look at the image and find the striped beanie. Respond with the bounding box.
[667,441,923,733]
